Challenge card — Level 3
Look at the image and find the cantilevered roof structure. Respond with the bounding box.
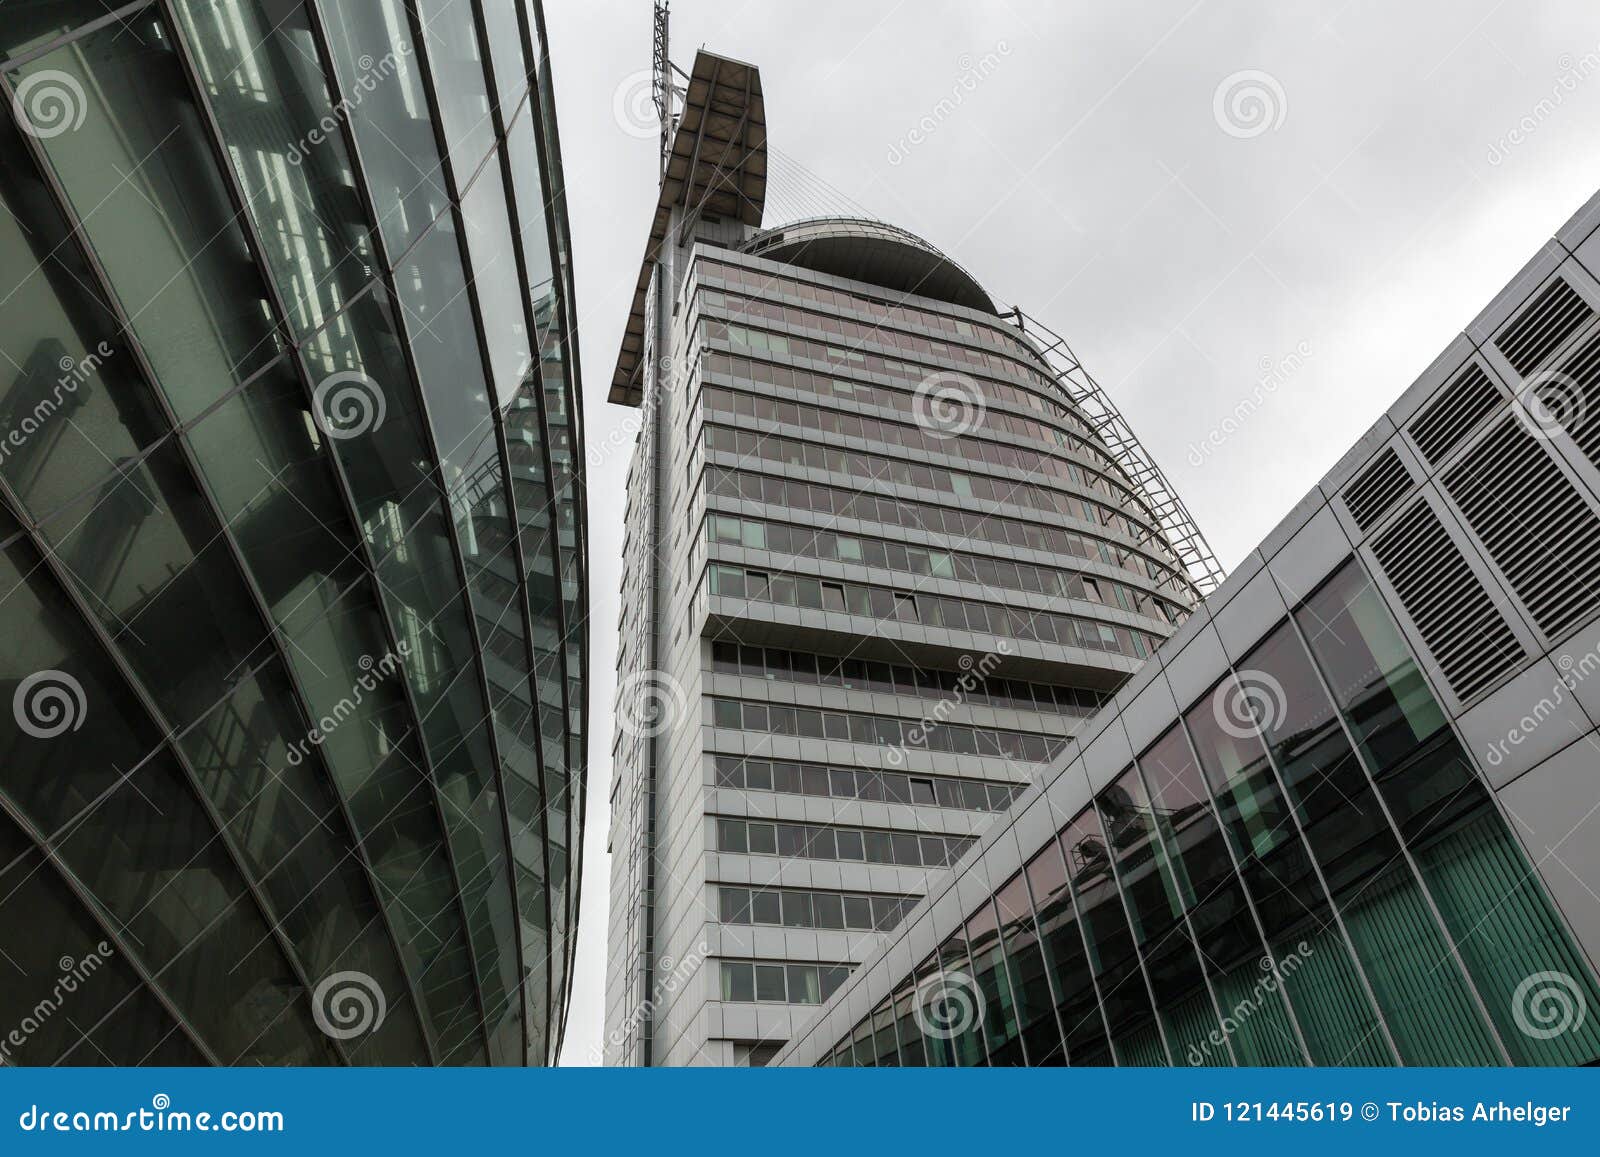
[609,50,767,405]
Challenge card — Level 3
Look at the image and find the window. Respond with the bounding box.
[748,824,776,855]
[892,592,919,622]
[721,962,754,1002]
[822,582,846,612]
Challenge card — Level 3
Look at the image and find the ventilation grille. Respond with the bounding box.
[1342,447,1413,532]
[1407,364,1502,465]
[1494,277,1593,376]
[1544,329,1600,462]
[1370,500,1524,702]
[1443,417,1600,640]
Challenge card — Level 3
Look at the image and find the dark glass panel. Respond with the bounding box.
[1138,725,1303,1065]
[1300,561,1600,1066]
[1097,765,1225,1065]
[1237,624,1501,1065]
[1060,807,1165,1064]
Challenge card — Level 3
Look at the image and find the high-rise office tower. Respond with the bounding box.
[776,188,1600,1070]
[0,0,585,1066]
[604,43,1217,1065]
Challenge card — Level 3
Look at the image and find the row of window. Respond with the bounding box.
[713,754,1027,813]
[694,270,1078,423]
[705,513,1180,625]
[821,560,1600,1068]
[702,424,1173,576]
[705,563,1159,662]
[710,694,1067,764]
[696,346,1104,479]
[699,381,1156,544]
[708,641,1105,715]
[719,960,852,1005]
[706,465,1186,594]
[715,817,979,869]
[699,260,1019,356]
[717,884,920,931]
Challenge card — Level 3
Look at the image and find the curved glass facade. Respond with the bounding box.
[0,0,585,1066]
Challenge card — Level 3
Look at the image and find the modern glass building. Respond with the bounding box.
[0,0,586,1066]
[604,49,1218,1065]
[777,190,1600,1068]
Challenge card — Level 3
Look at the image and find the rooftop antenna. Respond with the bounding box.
[651,0,688,177]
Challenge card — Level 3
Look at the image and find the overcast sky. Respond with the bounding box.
[543,0,1600,1064]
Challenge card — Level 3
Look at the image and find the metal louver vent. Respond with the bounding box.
[1407,365,1502,464]
[1370,500,1523,702]
[1543,329,1600,461]
[1443,417,1600,640]
[1494,277,1593,376]
[1342,447,1413,532]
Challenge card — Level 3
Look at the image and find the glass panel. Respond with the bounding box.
[1097,765,1225,1065]
[317,0,448,258]
[1300,561,1600,1065]
[1236,623,1501,1065]
[1138,726,1303,1065]
[1024,840,1111,1065]
[1185,684,1393,1065]
[1060,807,1166,1065]
[18,15,281,422]
[414,0,495,175]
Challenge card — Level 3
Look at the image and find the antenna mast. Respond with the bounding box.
[651,0,683,176]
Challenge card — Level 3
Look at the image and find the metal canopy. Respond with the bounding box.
[608,50,767,406]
